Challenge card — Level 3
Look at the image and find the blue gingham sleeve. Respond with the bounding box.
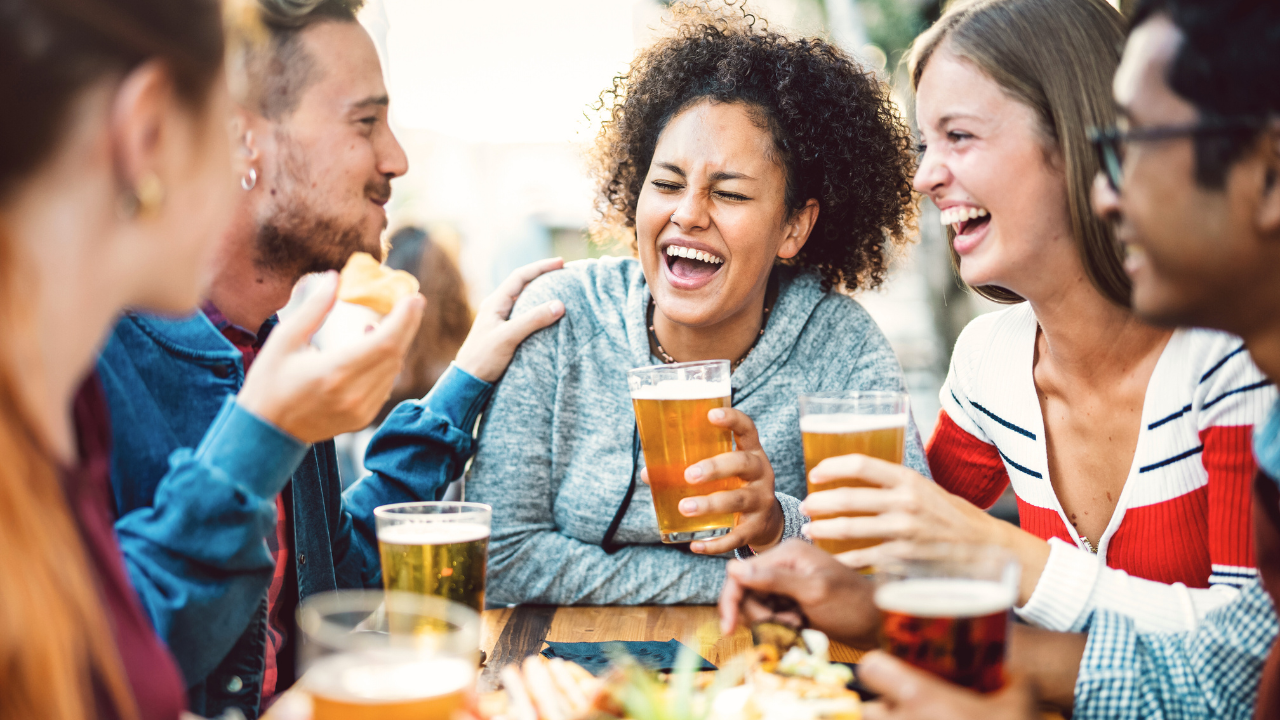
[1073,580,1278,720]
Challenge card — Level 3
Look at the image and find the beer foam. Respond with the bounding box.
[307,655,472,702]
[630,378,731,401]
[874,579,1014,618]
[378,522,490,545]
[800,413,909,434]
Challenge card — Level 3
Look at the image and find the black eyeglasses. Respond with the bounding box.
[1088,118,1265,192]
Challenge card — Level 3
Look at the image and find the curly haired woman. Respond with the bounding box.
[467,3,928,605]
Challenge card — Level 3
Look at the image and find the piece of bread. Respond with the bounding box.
[337,252,420,315]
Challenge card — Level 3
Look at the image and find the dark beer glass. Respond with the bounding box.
[874,544,1019,693]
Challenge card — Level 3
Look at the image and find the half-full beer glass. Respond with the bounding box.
[375,502,491,612]
[874,544,1019,693]
[799,390,909,554]
[297,589,480,720]
[629,359,740,543]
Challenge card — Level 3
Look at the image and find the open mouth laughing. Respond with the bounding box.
[660,240,725,290]
[939,204,992,255]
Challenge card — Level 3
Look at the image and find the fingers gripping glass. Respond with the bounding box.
[1088,117,1265,192]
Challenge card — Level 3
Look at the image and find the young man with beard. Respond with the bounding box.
[719,1,1280,718]
[95,1,566,717]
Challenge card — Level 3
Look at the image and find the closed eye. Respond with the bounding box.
[651,180,683,192]
[715,191,749,202]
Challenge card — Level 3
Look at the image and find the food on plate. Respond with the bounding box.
[479,628,859,720]
[337,251,420,315]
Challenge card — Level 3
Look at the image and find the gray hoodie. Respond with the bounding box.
[468,257,929,606]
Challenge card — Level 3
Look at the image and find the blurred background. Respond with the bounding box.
[350,0,1128,515]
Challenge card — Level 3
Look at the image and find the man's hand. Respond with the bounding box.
[717,539,879,648]
[237,271,424,444]
[643,408,784,555]
[454,258,566,383]
[858,651,1039,720]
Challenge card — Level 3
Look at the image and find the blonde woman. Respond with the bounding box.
[800,0,1275,634]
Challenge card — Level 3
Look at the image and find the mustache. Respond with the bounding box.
[366,176,392,204]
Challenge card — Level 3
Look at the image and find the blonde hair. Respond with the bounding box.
[909,0,1129,306]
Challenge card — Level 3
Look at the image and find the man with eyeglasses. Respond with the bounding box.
[718,0,1280,718]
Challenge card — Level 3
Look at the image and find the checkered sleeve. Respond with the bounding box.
[1073,580,1278,720]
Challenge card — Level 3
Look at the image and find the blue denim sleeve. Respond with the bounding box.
[113,397,308,684]
[339,363,494,585]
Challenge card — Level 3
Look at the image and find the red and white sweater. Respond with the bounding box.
[930,303,1275,633]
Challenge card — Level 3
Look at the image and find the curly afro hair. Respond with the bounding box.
[590,3,917,291]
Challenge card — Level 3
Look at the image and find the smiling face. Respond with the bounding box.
[913,49,1077,299]
[636,100,812,329]
[252,20,407,280]
[1091,16,1268,330]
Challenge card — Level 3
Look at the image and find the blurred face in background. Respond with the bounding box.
[250,20,408,281]
[913,48,1077,301]
[636,99,812,330]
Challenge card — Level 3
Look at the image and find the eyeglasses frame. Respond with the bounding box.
[1087,117,1267,192]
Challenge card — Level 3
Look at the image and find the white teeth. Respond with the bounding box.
[939,206,989,227]
[664,245,723,264]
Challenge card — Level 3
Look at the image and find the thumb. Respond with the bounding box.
[270,272,338,351]
[498,300,564,349]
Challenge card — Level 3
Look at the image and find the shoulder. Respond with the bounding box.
[513,256,641,318]
[948,303,1035,383]
[1177,327,1276,425]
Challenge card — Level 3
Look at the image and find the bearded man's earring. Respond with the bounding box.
[241,167,257,191]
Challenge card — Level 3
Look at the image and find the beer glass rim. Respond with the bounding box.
[628,358,730,376]
[873,542,1019,583]
[373,501,492,519]
[296,589,480,652]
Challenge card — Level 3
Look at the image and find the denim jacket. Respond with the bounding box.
[97,311,492,719]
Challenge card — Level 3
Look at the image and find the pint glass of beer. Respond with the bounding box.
[297,589,480,720]
[375,502,491,612]
[799,391,909,554]
[628,359,740,543]
[874,544,1019,693]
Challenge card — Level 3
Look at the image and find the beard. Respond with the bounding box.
[253,131,390,282]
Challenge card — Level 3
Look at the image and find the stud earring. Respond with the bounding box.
[241,167,257,191]
[122,171,164,219]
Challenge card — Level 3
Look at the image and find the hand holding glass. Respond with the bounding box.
[629,360,742,543]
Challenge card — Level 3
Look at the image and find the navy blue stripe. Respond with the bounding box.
[1148,404,1192,430]
[996,449,1042,479]
[1212,578,1253,587]
[1200,345,1246,384]
[950,389,962,407]
[1203,380,1273,410]
[969,401,1037,440]
[1139,445,1204,473]
[1211,569,1260,578]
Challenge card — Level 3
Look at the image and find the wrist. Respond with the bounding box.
[749,499,786,552]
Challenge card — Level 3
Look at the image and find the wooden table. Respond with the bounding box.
[479,604,865,692]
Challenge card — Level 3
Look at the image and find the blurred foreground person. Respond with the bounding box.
[466,2,925,606]
[723,0,1280,717]
[0,0,236,718]
[96,0,563,717]
[801,0,1273,635]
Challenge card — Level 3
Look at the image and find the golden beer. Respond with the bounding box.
[799,392,908,555]
[308,654,473,720]
[629,360,740,543]
[378,523,490,612]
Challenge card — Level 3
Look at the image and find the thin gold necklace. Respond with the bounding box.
[646,274,777,372]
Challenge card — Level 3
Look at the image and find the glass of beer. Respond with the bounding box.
[874,543,1019,693]
[628,359,740,543]
[297,589,480,720]
[375,502,491,612]
[799,390,909,554]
